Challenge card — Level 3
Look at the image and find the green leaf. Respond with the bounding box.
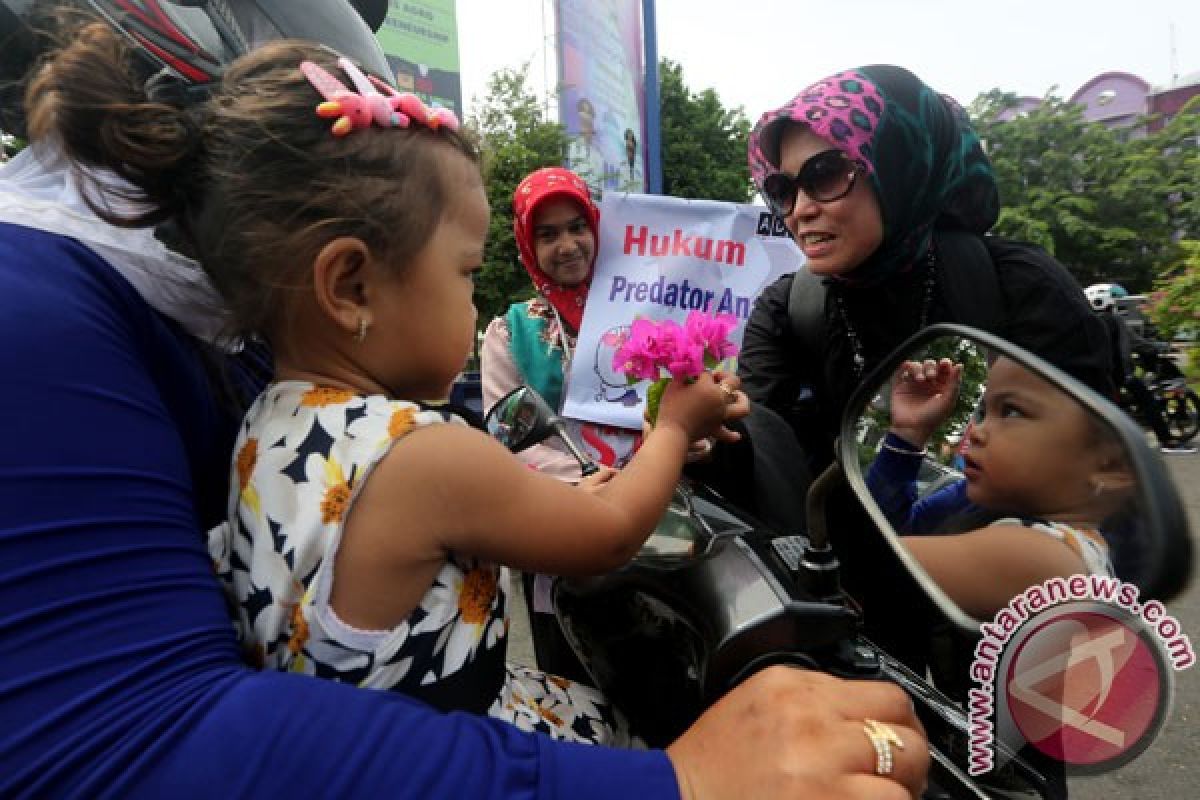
[645,378,669,426]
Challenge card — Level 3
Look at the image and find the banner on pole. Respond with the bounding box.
[562,194,803,429]
[556,0,645,194]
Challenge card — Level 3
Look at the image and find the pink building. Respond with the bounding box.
[985,68,1199,133]
[1059,70,1199,133]
[1069,72,1151,129]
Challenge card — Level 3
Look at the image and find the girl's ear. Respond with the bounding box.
[1090,442,1137,496]
[312,237,373,336]
[1092,462,1137,496]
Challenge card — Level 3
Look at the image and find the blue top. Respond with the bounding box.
[0,222,679,799]
[865,433,973,535]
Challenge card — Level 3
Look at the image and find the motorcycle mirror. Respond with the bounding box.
[485,386,599,475]
[839,324,1193,632]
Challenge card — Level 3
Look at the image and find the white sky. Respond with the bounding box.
[455,0,1200,119]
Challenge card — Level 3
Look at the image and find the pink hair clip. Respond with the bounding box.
[300,58,460,137]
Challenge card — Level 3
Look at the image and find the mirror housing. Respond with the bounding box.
[839,323,1193,634]
[485,386,599,475]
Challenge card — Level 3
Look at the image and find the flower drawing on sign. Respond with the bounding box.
[611,311,740,423]
[593,325,642,405]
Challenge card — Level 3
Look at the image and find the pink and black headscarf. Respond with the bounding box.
[512,167,600,333]
[748,65,999,284]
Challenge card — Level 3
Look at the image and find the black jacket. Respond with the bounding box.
[738,234,1113,471]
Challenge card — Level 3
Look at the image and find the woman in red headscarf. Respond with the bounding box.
[481,167,645,680]
[481,167,643,482]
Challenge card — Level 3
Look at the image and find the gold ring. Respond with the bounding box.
[863,718,904,777]
[719,382,738,403]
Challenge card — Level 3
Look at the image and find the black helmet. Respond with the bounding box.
[1,1,393,133]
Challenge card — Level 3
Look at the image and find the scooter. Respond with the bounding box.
[486,324,1193,799]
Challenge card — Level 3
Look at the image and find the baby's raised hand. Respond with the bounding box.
[890,358,963,446]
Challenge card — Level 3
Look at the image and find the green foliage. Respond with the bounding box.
[0,130,24,161]
[970,91,1200,292]
[1148,241,1200,381]
[658,60,754,202]
[1149,240,1200,333]
[467,65,570,330]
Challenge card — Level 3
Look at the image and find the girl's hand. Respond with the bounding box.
[576,466,618,494]
[889,359,962,447]
[654,371,735,445]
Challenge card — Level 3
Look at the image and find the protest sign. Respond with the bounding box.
[562,193,803,429]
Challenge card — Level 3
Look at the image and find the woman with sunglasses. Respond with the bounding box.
[738,65,1113,477]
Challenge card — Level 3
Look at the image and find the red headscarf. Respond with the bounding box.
[512,167,600,333]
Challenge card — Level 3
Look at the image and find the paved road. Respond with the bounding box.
[510,450,1200,798]
[1070,449,1199,799]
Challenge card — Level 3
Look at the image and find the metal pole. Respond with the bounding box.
[642,0,662,194]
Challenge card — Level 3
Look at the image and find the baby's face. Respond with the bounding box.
[962,358,1107,518]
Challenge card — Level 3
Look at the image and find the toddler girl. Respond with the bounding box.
[40,37,739,744]
[869,356,1128,618]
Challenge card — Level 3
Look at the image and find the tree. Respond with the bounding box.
[1148,241,1200,381]
[468,65,570,331]
[1148,241,1200,335]
[1151,96,1200,244]
[0,131,23,162]
[658,59,754,202]
[970,91,1200,293]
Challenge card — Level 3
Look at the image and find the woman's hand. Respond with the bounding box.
[711,370,749,444]
[667,667,929,800]
[889,358,962,448]
[649,371,748,461]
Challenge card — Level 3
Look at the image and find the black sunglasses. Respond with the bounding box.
[760,149,863,217]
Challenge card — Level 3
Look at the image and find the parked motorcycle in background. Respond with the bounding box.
[1123,343,1200,446]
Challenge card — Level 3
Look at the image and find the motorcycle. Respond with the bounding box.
[1156,375,1200,445]
[1121,347,1200,445]
[486,324,1193,799]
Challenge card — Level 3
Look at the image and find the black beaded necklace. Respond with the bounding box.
[833,247,938,379]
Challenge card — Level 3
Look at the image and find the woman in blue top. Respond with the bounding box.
[0,2,928,798]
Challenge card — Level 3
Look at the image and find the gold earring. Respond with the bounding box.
[355,317,369,343]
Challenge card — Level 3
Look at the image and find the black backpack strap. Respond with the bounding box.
[786,266,827,357]
[934,231,1003,334]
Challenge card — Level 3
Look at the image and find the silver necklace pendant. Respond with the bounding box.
[837,246,938,380]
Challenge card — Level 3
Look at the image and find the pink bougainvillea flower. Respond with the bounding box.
[610,312,741,424]
[612,317,670,382]
[683,310,740,362]
[665,330,706,379]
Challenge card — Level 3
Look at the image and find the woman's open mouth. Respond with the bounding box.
[798,232,836,257]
